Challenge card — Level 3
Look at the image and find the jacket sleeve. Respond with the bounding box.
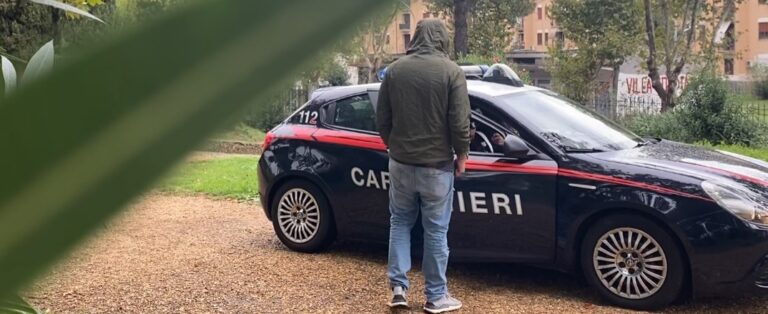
[448,68,470,157]
[375,73,393,146]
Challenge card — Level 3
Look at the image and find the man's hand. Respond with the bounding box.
[492,133,505,146]
[455,154,468,176]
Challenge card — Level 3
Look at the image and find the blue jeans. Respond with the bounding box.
[387,158,454,302]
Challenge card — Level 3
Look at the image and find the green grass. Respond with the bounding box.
[706,144,768,162]
[159,156,259,201]
[215,123,266,143]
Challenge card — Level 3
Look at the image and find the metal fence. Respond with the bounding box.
[592,99,662,120]
[737,102,768,124]
[275,86,310,112]
[591,99,768,124]
[242,86,309,130]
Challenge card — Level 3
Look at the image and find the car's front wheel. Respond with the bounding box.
[271,180,335,252]
[581,213,686,311]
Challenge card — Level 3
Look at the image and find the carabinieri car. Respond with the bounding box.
[257,65,768,310]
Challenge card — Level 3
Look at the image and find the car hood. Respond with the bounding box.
[590,140,768,195]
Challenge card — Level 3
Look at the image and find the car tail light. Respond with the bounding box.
[262,131,276,150]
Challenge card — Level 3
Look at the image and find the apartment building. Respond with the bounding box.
[515,0,768,78]
[377,0,768,79]
[520,0,562,50]
[379,0,437,56]
[728,0,768,77]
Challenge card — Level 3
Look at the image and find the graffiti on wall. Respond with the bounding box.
[618,73,688,105]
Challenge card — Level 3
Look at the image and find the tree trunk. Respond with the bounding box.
[664,72,679,109]
[51,7,62,45]
[643,0,672,112]
[453,0,469,57]
[364,55,376,83]
[660,83,675,111]
[611,63,621,120]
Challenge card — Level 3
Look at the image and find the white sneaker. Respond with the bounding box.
[388,286,408,308]
[424,294,462,313]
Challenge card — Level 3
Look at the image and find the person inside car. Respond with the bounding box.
[470,121,505,153]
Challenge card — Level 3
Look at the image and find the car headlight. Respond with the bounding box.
[702,180,768,225]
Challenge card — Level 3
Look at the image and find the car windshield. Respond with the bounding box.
[499,90,643,152]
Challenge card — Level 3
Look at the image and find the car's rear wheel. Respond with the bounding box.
[271,180,335,252]
[581,213,686,311]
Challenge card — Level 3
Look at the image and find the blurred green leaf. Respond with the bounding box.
[28,0,105,23]
[0,0,392,300]
[20,41,54,87]
[0,295,39,314]
[1,56,17,95]
[0,49,26,65]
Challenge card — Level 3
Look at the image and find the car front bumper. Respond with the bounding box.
[683,212,768,298]
[695,253,768,297]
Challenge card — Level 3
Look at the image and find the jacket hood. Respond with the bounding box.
[407,19,450,56]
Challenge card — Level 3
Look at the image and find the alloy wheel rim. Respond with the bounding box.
[593,227,667,300]
[277,188,320,244]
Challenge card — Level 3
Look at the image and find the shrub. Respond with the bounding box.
[622,110,692,142]
[323,62,349,87]
[625,72,767,147]
[242,93,296,132]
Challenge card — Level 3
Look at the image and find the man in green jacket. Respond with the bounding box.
[375,18,470,314]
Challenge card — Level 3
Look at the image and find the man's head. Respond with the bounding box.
[469,121,476,139]
[407,19,450,56]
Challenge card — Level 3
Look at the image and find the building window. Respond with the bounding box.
[537,33,543,45]
[724,58,734,75]
[399,13,411,30]
[537,7,543,20]
[386,34,390,45]
[724,23,735,50]
[544,32,549,45]
[404,34,412,49]
[555,31,565,45]
[423,12,430,19]
[760,22,768,40]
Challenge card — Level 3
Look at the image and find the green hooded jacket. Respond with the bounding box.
[375,19,471,165]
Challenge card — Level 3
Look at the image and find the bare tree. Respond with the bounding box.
[353,4,403,83]
[643,0,702,112]
[453,0,470,57]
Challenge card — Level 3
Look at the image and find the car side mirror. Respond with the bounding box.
[502,134,530,158]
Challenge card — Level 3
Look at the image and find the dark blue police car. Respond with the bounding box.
[257,65,768,310]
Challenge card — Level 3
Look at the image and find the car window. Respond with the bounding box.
[470,118,505,155]
[470,96,519,136]
[332,94,377,132]
[368,90,379,110]
[499,90,642,152]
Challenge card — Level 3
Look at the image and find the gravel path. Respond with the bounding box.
[27,194,768,313]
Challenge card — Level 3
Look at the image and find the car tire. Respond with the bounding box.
[581,213,686,311]
[271,180,335,253]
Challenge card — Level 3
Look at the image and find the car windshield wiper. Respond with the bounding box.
[562,147,606,153]
[635,137,659,148]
